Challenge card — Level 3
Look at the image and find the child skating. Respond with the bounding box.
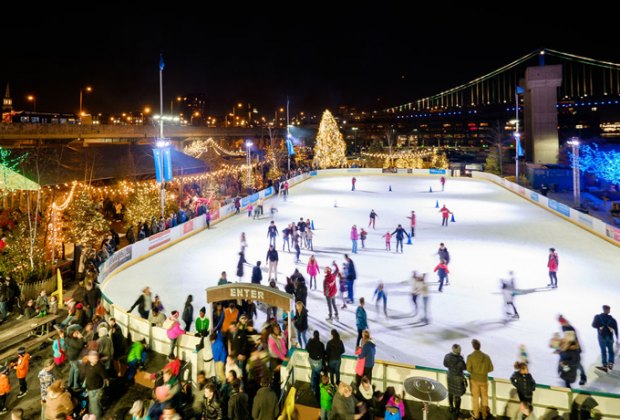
[373,281,388,318]
[382,231,392,251]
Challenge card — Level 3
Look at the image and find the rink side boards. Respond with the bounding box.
[98,172,311,385]
[282,349,620,419]
[472,172,620,248]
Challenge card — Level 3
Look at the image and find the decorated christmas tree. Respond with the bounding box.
[429,148,449,169]
[124,185,174,227]
[313,110,347,168]
[65,190,110,246]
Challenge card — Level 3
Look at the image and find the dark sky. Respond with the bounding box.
[3,5,619,116]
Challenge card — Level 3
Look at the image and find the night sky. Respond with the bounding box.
[3,5,619,116]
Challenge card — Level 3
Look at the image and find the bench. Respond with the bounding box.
[0,312,64,354]
[0,330,57,364]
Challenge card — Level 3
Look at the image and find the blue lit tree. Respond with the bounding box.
[572,144,620,185]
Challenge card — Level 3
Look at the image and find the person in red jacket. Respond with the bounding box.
[434,260,450,292]
[439,205,452,227]
[324,267,339,322]
[547,248,559,288]
[351,177,357,191]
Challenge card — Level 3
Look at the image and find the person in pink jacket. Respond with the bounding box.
[382,231,392,251]
[324,267,339,321]
[350,225,359,254]
[547,247,559,288]
[166,310,185,354]
[307,255,320,290]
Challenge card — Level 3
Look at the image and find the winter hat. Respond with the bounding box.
[75,303,84,309]
[17,346,26,355]
[171,310,179,318]
[97,326,108,337]
[558,315,568,325]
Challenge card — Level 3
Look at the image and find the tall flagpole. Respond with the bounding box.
[159,54,165,217]
[159,54,164,139]
[286,96,291,173]
[515,90,519,183]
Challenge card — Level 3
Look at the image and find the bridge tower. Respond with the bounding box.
[2,83,12,113]
[524,64,562,164]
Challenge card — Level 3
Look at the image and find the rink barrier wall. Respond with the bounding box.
[471,172,620,247]
[98,173,312,383]
[281,349,620,418]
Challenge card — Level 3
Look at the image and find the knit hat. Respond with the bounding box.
[17,346,26,355]
[558,315,568,325]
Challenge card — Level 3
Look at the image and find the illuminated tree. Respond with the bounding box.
[0,213,49,282]
[313,110,347,168]
[65,190,110,246]
[266,146,282,179]
[429,148,449,169]
[576,144,620,185]
[124,185,176,227]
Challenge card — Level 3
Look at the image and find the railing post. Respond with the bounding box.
[491,379,497,416]
[382,362,387,391]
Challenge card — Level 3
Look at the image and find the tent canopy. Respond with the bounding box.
[0,164,40,191]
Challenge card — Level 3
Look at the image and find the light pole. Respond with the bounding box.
[26,95,36,112]
[246,140,253,190]
[79,86,92,116]
[567,138,580,207]
[514,132,521,182]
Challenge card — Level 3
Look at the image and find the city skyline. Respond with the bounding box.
[3,5,619,115]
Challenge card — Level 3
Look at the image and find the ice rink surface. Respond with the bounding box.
[103,175,620,392]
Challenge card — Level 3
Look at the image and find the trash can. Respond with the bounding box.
[540,185,549,196]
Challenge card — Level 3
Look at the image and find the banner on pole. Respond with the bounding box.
[153,148,163,183]
[286,138,295,156]
[163,147,173,181]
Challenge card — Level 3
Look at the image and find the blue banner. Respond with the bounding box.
[241,196,250,208]
[286,138,295,156]
[310,170,318,176]
[263,187,273,197]
[429,169,446,174]
[529,192,539,202]
[153,148,163,183]
[250,193,259,203]
[163,147,173,181]
[548,200,570,217]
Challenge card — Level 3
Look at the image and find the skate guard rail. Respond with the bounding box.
[472,172,620,247]
[98,172,312,383]
[281,348,620,419]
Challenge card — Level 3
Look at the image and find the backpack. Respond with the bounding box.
[598,315,614,338]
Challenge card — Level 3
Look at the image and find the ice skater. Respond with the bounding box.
[382,231,392,251]
[391,224,408,253]
[413,274,430,324]
[307,255,320,290]
[373,281,388,318]
[333,260,348,309]
[406,210,416,238]
[437,243,451,285]
[434,259,450,292]
[351,176,356,191]
[267,221,279,247]
[350,225,359,254]
[440,176,446,191]
[439,205,452,227]
[266,245,279,280]
[592,305,618,372]
[547,248,559,288]
[282,224,291,252]
[501,273,519,320]
[360,228,367,248]
[368,209,378,229]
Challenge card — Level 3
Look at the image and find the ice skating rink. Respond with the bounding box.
[103,175,620,391]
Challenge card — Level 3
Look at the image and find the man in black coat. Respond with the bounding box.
[251,261,263,284]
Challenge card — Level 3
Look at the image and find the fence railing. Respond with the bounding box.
[281,348,620,419]
[98,172,312,383]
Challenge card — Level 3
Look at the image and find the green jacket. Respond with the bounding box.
[127,341,145,363]
[195,316,210,334]
[320,383,336,411]
[466,350,494,382]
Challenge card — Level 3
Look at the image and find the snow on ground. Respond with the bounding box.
[103,175,620,392]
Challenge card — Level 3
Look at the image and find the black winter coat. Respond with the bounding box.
[510,371,536,400]
[443,352,467,396]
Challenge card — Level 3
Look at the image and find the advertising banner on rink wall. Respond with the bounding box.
[472,172,620,246]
